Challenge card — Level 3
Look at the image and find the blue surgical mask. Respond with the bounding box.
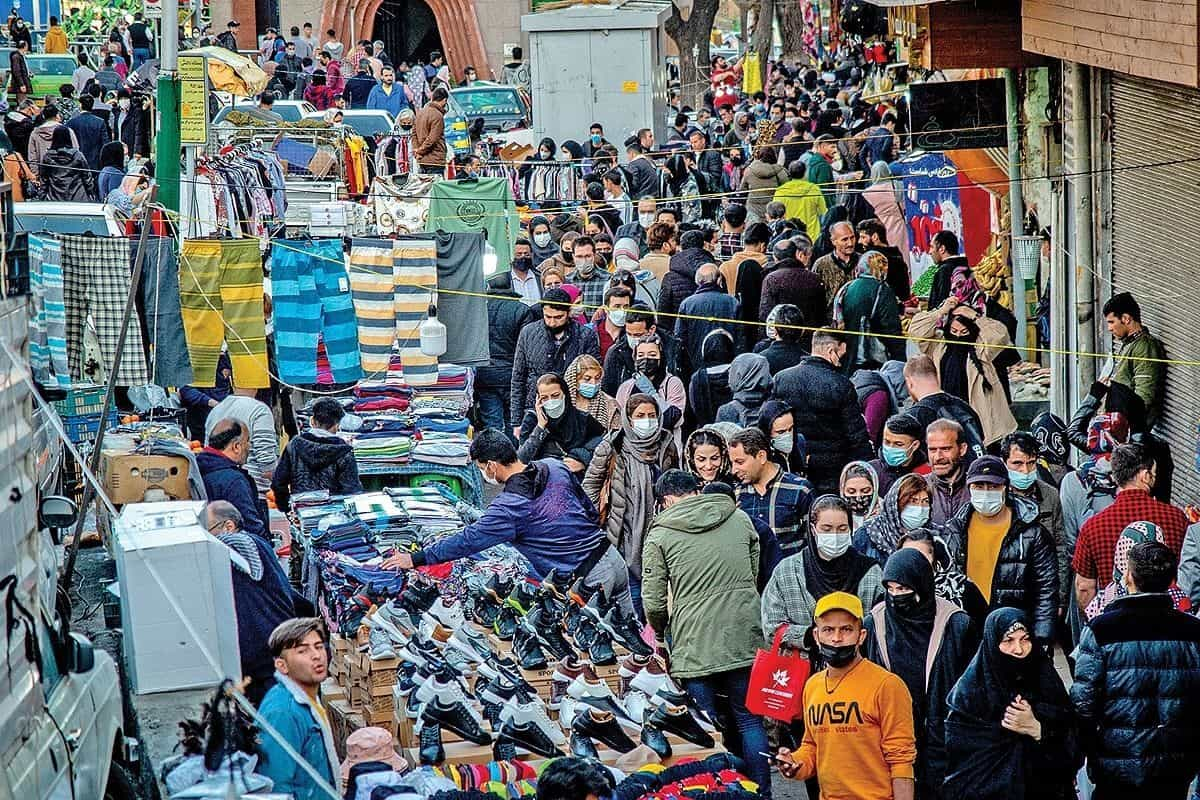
[880,444,911,467]
[590,134,602,145]
[631,417,659,437]
[899,505,929,530]
[1008,469,1037,491]
[579,382,599,399]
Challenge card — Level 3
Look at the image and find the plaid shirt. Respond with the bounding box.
[718,232,743,262]
[566,270,612,310]
[737,467,813,551]
[1072,488,1188,580]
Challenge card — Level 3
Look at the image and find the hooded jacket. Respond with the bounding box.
[271,431,363,512]
[738,158,788,221]
[656,246,708,319]
[686,329,735,428]
[642,492,762,677]
[940,498,1059,642]
[28,123,76,179]
[38,147,95,202]
[716,353,771,427]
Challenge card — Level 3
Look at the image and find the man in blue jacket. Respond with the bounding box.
[256,617,339,800]
[366,65,410,118]
[342,59,377,108]
[195,419,268,538]
[383,429,633,614]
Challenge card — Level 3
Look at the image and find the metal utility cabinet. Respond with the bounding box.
[521,0,670,147]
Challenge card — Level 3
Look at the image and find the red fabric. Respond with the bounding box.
[416,562,454,580]
[1073,489,1188,580]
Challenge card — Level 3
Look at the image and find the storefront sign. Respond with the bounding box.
[179,55,208,145]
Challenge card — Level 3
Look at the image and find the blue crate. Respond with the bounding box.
[63,411,120,448]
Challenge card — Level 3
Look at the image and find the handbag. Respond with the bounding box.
[745,626,812,721]
[856,281,888,366]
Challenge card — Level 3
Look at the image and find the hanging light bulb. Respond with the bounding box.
[420,303,447,357]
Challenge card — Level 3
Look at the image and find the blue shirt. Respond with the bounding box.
[736,467,813,551]
[366,82,410,117]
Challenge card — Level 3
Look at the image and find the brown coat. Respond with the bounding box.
[413,102,446,167]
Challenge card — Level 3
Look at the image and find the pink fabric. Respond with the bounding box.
[864,183,910,266]
[862,386,890,447]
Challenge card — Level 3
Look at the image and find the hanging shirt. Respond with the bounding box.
[427,176,521,266]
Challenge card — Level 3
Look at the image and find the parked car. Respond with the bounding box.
[212,99,316,124]
[15,202,127,237]
[303,108,395,138]
[449,82,534,148]
[0,51,77,103]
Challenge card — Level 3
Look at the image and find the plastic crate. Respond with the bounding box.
[63,410,120,448]
[53,384,108,417]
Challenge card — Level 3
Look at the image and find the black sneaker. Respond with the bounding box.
[569,730,599,759]
[418,720,445,766]
[505,580,538,616]
[588,629,616,666]
[419,695,492,745]
[512,622,548,670]
[571,707,636,753]
[646,703,715,748]
[527,600,576,661]
[477,654,523,683]
[653,687,717,730]
[493,604,519,641]
[399,580,442,626]
[494,717,566,758]
[572,611,598,649]
[601,604,653,657]
[640,721,673,759]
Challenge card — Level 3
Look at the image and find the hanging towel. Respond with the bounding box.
[272,238,361,386]
[136,236,194,387]
[431,230,489,366]
[29,235,69,389]
[60,234,149,386]
[179,238,269,389]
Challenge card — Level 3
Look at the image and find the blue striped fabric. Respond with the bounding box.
[29,235,70,388]
[393,239,438,387]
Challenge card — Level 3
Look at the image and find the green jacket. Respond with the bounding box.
[642,493,763,678]
[1112,327,1165,427]
[836,275,906,371]
[804,150,836,205]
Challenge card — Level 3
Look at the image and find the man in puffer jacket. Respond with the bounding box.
[271,398,362,511]
[656,229,709,319]
[1071,540,1200,797]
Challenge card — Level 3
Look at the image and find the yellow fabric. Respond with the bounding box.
[772,179,827,239]
[43,26,68,53]
[742,53,762,95]
[966,507,1012,602]
[791,659,916,799]
[307,686,329,725]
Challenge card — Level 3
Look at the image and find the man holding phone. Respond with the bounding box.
[774,592,917,800]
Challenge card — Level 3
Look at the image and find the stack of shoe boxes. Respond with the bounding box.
[350,652,404,735]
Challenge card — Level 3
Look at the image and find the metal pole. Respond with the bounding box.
[156,0,182,212]
[61,200,156,592]
[1069,62,1096,392]
[1004,67,1028,351]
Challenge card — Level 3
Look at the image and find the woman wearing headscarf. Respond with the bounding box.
[755,400,807,475]
[614,333,687,453]
[716,352,772,427]
[863,161,910,265]
[582,392,679,615]
[522,136,559,202]
[516,373,606,475]
[664,152,704,224]
[761,494,884,654]
[1083,521,1191,621]
[839,460,881,534]
[686,328,735,428]
[739,145,788,223]
[864,549,975,800]
[831,251,905,372]
[909,297,1018,448]
[97,141,127,199]
[104,169,150,215]
[941,608,1080,800]
[39,125,95,202]
[684,427,732,486]
[560,140,585,201]
[564,353,617,430]
[810,204,849,261]
[855,473,931,568]
[528,215,558,265]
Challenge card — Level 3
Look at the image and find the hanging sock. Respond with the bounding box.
[28,235,69,390]
[272,238,361,385]
[137,236,194,387]
[179,238,269,389]
[60,234,149,386]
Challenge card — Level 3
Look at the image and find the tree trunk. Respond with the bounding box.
[776,0,807,64]
[750,0,773,88]
[665,0,721,110]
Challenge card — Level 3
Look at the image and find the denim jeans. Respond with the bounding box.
[683,668,771,796]
[133,47,151,68]
[474,382,512,442]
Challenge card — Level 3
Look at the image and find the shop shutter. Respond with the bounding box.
[1109,74,1200,502]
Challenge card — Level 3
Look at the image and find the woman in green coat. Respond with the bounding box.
[833,250,906,372]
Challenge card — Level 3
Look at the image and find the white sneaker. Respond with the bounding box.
[567,676,637,729]
[366,605,413,644]
[624,689,650,724]
[500,695,566,746]
[414,674,482,725]
[446,626,494,663]
[367,627,397,660]
[558,696,579,728]
[427,596,465,629]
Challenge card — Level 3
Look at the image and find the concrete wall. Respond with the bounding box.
[280,0,325,36]
[475,0,527,78]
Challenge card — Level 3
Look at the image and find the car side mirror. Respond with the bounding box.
[67,632,95,674]
[40,495,78,543]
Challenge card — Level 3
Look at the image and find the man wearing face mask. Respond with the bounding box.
[775,591,917,800]
[615,196,659,254]
[584,122,609,157]
[772,329,873,494]
[591,286,632,359]
[941,456,1058,645]
[517,373,605,475]
[868,414,931,498]
[601,303,681,396]
[487,237,541,306]
[383,430,635,616]
[510,288,601,440]
[1001,432,1067,623]
[565,234,611,310]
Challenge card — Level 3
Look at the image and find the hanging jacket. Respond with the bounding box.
[270,432,363,512]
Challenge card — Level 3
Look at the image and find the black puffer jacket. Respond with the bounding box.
[940,497,1058,642]
[1070,593,1200,790]
[771,355,872,492]
[39,148,95,202]
[479,286,536,390]
[270,432,363,511]
[656,246,707,319]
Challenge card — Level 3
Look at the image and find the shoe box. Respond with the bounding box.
[348,651,403,734]
[101,450,193,504]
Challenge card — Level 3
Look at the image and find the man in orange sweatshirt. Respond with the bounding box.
[776,591,917,800]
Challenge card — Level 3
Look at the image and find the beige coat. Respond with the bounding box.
[909,308,1018,445]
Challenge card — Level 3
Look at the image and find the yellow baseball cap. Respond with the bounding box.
[813,591,864,621]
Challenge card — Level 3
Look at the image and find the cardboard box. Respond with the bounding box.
[102,452,192,504]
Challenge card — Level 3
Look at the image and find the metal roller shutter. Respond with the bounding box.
[1110,75,1200,502]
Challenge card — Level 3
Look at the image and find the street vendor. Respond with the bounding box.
[382,429,635,614]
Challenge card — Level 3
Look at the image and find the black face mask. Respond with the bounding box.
[512,257,533,273]
[636,356,660,376]
[818,641,858,668]
[545,322,567,337]
[843,494,873,515]
[886,591,921,617]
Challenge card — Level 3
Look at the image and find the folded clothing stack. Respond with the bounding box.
[352,434,414,465]
[414,408,471,435]
[412,431,471,466]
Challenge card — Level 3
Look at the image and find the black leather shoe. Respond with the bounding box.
[640,721,673,758]
[646,703,715,748]
[512,622,548,670]
[569,730,599,759]
[602,604,653,656]
[654,687,716,730]
[572,708,636,753]
[419,696,492,745]
[495,718,566,758]
[527,600,576,660]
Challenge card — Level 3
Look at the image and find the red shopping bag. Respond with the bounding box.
[745,627,811,721]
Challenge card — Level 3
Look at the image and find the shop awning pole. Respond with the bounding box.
[156,0,182,212]
[1004,67,1028,351]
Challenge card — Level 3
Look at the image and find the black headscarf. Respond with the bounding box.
[881,549,936,716]
[944,607,1078,800]
[528,214,558,263]
[802,496,877,600]
[940,313,992,401]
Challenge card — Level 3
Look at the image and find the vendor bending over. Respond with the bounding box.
[382,429,634,614]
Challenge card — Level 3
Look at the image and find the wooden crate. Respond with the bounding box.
[321,678,347,703]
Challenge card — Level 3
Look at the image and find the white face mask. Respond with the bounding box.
[815,531,852,560]
[772,433,793,454]
[542,396,566,419]
[969,487,1005,516]
[638,212,655,228]
[480,463,500,486]
[631,417,659,436]
[608,308,627,327]
[118,97,131,110]
[533,232,551,247]
[899,505,930,530]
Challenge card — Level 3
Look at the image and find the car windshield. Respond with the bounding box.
[452,88,522,117]
[26,56,73,75]
[16,213,112,235]
[342,114,392,136]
